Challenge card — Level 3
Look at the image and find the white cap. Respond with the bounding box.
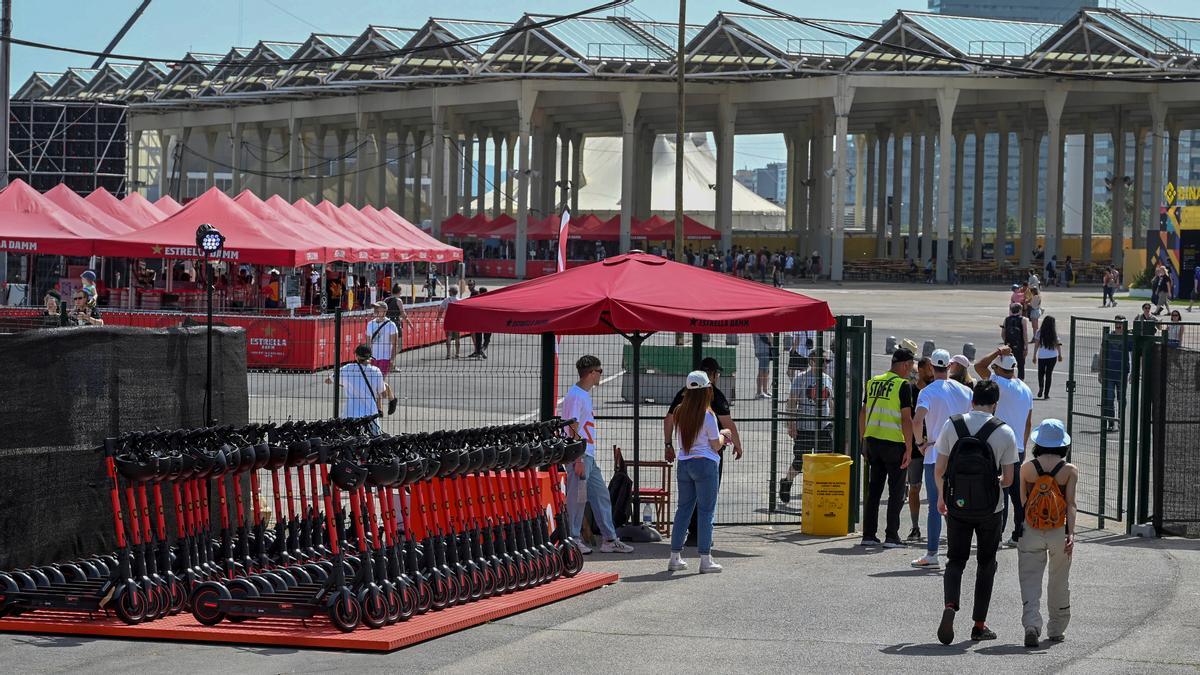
[686,370,712,389]
[950,354,972,369]
[930,349,952,368]
[994,353,1018,371]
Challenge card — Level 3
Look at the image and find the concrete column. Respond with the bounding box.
[529,124,543,218]
[335,128,348,204]
[559,129,571,212]
[935,88,958,282]
[854,134,868,228]
[570,133,582,215]
[287,119,301,201]
[229,124,242,194]
[312,125,327,202]
[373,115,387,208]
[447,127,460,217]
[1149,98,1167,259]
[1082,124,1094,264]
[807,108,826,265]
[394,123,407,215]
[953,131,965,261]
[174,128,191,199]
[1132,127,1145,242]
[908,123,921,261]
[996,114,1009,268]
[505,133,516,214]
[1167,121,1180,193]
[1112,113,1126,270]
[353,118,369,206]
[256,124,270,198]
[817,111,835,267]
[621,91,642,253]
[922,127,935,265]
[130,129,143,195]
[201,131,215,192]
[516,91,537,278]
[890,122,904,260]
[410,129,424,224]
[476,130,487,215]
[1017,118,1038,268]
[1043,90,1067,263]
[874,127,889,258]
[492,130,504,216]
[830,82,854,281]
[864,134,876,236]
[972,122,985,260]
[542,126,558,216]
[462,126,474,214]
[157,130,170,200]
[793,122,810,257]
[430,109,445,236]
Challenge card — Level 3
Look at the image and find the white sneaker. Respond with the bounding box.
[911,554,941,568]
[699,554,723,573]
[668,555,688,572]
[600,539,634,554]
[577,541,592,555]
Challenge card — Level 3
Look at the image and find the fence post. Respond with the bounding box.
[1137,331,1164,524]
[768,332,780,515]
[1151,336,1167,536]
[1066,317,1077,444]
[539,332,556,421]
[332,306,342,419]
[691,333,703,369]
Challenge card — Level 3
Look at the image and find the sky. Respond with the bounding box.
[8,0,1199,170]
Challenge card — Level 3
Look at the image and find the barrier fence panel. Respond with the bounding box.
[1151,321,1200,537]
[1066,316,1129,527]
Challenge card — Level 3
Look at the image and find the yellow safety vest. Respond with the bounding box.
[864,372,906,443]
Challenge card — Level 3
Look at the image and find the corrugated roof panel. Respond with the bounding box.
[432,19,514,53]
[726,14,879,57]
[531,16,672,60]
[904,12,1056,57]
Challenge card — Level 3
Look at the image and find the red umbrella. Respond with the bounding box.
[445,251,833,335]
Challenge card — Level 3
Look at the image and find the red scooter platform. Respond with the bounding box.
[0,572,617,652]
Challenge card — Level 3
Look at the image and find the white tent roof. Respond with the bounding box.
[576,134,785,215]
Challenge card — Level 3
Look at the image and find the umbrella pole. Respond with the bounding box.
[616,331,660,542]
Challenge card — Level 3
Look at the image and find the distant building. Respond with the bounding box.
[927,0,1097,23]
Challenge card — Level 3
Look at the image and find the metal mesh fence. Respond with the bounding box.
[1066,316,1128,524]
[1154,321,1200,537]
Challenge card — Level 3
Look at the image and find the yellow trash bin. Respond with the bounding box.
[801,454,853,536]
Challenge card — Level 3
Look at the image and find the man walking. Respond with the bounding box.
[973,347,1033,548]
[778,350,833,504]
[906,356,935,541]
[910,350,972,569]
[934,380,1019,644]
[1099,316,1129,432]
[324,344,396,436]
[562,355,634,554]
[365,301,399,376]
[1102,267,1118,308]
[664,357,743,544]
[859,348,917,547]
[1000,303,1032,381]
[1189,259,1200,312]
[1018,419,1078,648]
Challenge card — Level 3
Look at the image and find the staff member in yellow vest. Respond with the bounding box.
[858,347,917,547]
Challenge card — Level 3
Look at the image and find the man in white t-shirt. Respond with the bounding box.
[365,301,399,375]
[974,346,1034,548]
[324,344,394,435]
[910,350,972,569]
[933,379,1019,644]
[560,355,634,555]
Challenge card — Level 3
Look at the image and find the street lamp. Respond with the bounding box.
[196,223,223,424]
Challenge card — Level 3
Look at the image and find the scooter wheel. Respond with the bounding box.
[152,583,172,620]
[329,594,361,633]
[169,579,188,614]
[114,587,146,625]
[430,575,449,611]
[384,586,401,625]
[398,583,418,621]
[360,588,388,629]
[456,572,471,604]
[561,541,584,578]
[415,578,432,615]
[190,582,230,626]
[482,567,498,598]
[468,569,484,602]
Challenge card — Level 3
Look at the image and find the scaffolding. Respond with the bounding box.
[7,100,127,195]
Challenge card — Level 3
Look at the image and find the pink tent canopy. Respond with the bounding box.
[0,179,107,256]
[122,192,168,222]
[44,184,135,235]
[376,207,462,263]
[94,187,325,266]
[273,196,384,262]
[85,187,160,229]
[155,195,184,215]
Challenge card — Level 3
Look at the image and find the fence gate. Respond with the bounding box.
[1150,324,1200,537]
[1066,316,1129,528]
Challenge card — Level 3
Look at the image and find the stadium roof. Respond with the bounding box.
[17,6,1200,105]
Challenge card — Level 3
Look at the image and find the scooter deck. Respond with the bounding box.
[0,571,617,651]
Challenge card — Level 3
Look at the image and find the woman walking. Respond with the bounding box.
[1028,288,1043,333]
[1032,315,1063,400]
[667,371,733,574]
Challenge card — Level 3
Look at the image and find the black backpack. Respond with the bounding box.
[944,415,1004,522]
[1003,315,1024,349]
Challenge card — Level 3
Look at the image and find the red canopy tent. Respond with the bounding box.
[85,187,161,230]
[643,215,721,241]
[0,179,107,256]
[44,183,136,235]
[489,215,564,241]
[442,212,502,239]
[233,191,345,263]
[122,192,168,222]
[440,213,469,231]
[94,187,325,266]
[375,207,462,262]
[342,203,426,262]
[155,195,184,215]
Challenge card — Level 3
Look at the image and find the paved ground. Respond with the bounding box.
[4,281,1197,672]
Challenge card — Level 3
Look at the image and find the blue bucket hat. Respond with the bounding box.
[1030,419,1071,449]
[81,270,97,282]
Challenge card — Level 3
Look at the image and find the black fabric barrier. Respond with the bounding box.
[0,326,248,568]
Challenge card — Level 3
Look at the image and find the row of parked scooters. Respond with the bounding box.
[0,415,588,632]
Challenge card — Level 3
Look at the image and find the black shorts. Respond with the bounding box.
[791,426,834,470]
[907,459,924,486]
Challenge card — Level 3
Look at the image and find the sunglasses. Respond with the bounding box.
[73,296,85,300]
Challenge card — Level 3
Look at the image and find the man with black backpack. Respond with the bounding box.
[933,380,1019,644]
[1000,303,1031,380]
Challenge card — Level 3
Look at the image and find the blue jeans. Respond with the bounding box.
[924,463,941,556]
[670,458,720,555]
[566,454,617,541]
[1101,377,1121,420]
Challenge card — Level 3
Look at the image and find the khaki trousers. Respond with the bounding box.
[1017,525,1072,637]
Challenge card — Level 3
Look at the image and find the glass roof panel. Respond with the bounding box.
[375,27,417,50]
[903,12,1056,57]
[432,19,514,53]
[529,15,672,60]
[1085,10,1175,54]
[1129,13,1200,53]
[726,14,879,57]
[314,34,356,54]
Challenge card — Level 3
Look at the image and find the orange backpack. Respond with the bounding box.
[1025,459,1068,530]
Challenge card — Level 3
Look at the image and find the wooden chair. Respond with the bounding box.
[614,446,673,535]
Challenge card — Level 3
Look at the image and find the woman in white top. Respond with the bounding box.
[1166,310,1184,348]
[1031,315,1063,400]
[1028,288,1043,332]
[667,371,732,574]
